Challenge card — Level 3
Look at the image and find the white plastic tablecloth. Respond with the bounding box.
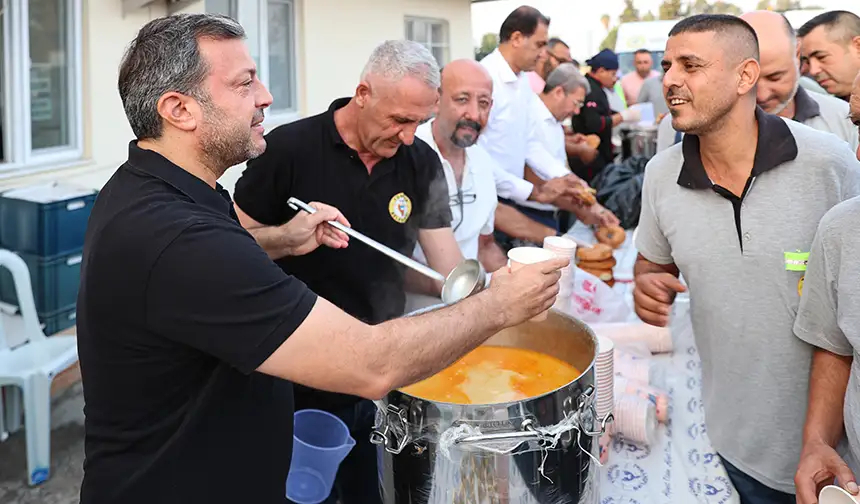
[564,223,740,504]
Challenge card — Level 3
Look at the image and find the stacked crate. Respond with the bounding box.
[0,182,97,335]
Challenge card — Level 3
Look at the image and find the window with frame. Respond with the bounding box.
[0,0,83,171]
[205,0,297,115]
[404,17,450,66]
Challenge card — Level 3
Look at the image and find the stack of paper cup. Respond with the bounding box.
[595,336,615,420]
[614,350,652,384]
[613,395,658,446]
[508,246,559,321]
[543,236,577,311]
[614,375,670,424]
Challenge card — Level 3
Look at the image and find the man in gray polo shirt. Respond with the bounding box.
[792,73,860,504]
[634,14,860,504]
[741,10,858,151]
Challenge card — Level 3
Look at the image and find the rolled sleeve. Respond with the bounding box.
[635,164,674,265]
[145,220,318,373]
[794,223,853,356]
[492,165,534,202]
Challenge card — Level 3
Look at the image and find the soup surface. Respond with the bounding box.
[400,345,581,404]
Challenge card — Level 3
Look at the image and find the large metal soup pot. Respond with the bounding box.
[371,306,609,504]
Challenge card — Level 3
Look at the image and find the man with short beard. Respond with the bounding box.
[634,14,860,504]
[77,14,567,504]
[798,11,860,101]
[742,10,858,151]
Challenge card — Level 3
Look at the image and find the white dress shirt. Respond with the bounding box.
[412,121,498,263]
[478,49,568,203]
[520,96,570,211]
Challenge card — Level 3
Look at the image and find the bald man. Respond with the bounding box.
[793,73,860,504]
[742,10,858,151]
[798,10,860,100]
[406,59,555,310]
[635,14,860,503]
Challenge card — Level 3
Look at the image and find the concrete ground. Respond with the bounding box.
[0,382,85,504]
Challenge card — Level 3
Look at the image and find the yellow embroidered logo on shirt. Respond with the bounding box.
[388,192,412,224]
[798,275,804,296]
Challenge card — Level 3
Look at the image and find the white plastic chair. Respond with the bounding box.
[0,249,78,485]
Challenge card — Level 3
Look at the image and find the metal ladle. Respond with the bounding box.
[287,197,486,305]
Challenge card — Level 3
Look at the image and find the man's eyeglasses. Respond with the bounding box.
[450,188,477,232]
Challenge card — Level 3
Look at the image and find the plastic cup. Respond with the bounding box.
[508,247,560,321]
[286,409,357,504]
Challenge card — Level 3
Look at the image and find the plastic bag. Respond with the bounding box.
[559,267,632,324]
[591,156,650,229]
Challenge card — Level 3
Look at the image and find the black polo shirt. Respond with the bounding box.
[77,142,317,504]
[233,98,450,411]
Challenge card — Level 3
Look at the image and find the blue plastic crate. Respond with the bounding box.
[0,182,97,256]
[0,249,82,314]
[41,305,77,336]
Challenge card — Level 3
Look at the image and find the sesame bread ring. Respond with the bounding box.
[585,134,601,149]
[576,243,614,262]
[595,225,626,249]
[579,266,614,283]
[576,256,617,270]
[572,185,597,206]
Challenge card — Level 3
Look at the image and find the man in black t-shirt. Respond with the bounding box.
[232,40,466,504]
[78,14,568,504]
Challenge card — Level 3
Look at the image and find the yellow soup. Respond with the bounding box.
[400,345,581,405]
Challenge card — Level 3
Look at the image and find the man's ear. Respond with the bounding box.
[156,92,198,133]
[737,58,760,96]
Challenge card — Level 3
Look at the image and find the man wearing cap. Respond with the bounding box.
[571,49,641,183]
[742,10,858,151]
[792,72,860,504]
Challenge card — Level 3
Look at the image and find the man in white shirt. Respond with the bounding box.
[406,59,544,311]
[521,63,620,229]
[479,6,589,211]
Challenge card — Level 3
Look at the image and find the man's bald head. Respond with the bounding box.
[740,10,801,116]
[741,10,796,54]
[436,59,494,149]
[669,14,760,65]
[440,59,492,95]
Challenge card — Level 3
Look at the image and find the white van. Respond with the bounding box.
[614,20,679,75]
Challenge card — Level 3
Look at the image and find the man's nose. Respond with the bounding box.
[399,126,417,146]
[807,59,822,76]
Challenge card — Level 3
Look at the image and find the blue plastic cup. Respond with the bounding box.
[286,409,356,504]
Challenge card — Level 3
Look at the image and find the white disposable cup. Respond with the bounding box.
[820,485,860,504]
[508,247,561,322]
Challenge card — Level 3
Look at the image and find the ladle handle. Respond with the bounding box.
[287,197,446,283]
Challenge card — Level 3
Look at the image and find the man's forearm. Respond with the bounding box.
[404,268,443,296]
[246,225,293,260]
[803,348,852,447]
[634,253,680,277]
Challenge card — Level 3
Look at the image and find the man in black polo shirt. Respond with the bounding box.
[232,40,464,503]
[77,14,567,504]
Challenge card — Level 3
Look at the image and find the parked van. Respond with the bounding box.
[614,20,679,75]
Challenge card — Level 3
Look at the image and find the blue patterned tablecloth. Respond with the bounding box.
[564,222,739,504]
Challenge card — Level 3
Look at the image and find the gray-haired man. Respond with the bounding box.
[232,39,467,504]
[516,63,619,231]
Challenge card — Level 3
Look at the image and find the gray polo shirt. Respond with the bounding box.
[794,195,860,476]
[636,108,860,493]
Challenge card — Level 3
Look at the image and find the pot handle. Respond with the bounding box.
[370,403,411,455]
[452,385,613,466]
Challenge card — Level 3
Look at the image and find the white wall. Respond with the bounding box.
[2,0,473,195]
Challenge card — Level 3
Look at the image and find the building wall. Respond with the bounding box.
[2,0,473,195]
